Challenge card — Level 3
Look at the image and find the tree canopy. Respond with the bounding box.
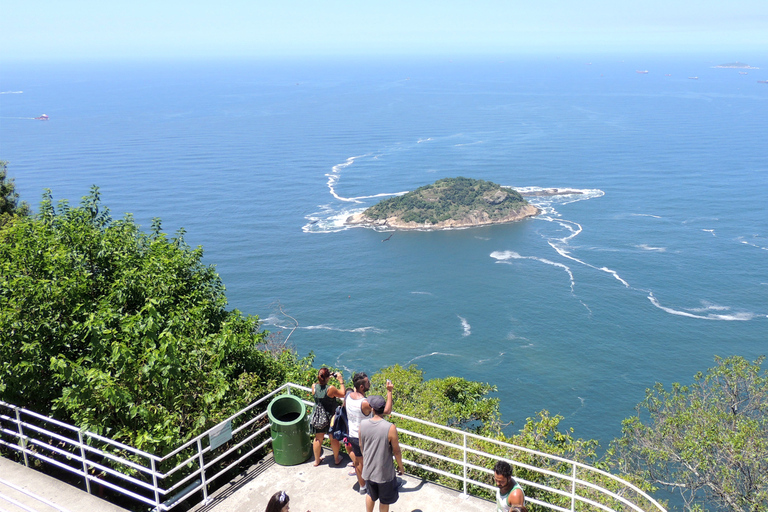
[0,187,307,454]
[612,356,768,512]
[0,161,30,226]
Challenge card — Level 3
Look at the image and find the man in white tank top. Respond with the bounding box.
[345,373,393,495]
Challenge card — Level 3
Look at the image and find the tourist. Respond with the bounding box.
[346,373,393,494]
[359,394,404,512]
[493,460,525,511]
[310,367,345,466]
[264,490,310,512]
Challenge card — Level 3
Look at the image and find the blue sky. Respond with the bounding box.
[3,0,767,60]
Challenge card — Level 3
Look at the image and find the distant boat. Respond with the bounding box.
[636,70,649,74]
[34,114,49,120]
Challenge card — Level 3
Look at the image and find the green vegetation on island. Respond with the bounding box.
[350,177,538,228]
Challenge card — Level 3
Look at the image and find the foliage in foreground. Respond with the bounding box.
[0,187,310,454]
[611,355,768,512]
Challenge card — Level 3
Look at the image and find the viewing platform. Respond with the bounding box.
[1,383,666,512]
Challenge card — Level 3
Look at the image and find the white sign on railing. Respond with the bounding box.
[208,420,232,450]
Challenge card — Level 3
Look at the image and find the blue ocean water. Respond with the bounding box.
[2,55,767,449]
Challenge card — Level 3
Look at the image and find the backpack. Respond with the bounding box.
[328,404,348,441]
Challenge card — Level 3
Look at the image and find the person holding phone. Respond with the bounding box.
[310,368,345,466]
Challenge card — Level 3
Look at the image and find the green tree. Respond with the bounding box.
[612,356,768,512]
[0,187,302,454]
[0,160,30,225]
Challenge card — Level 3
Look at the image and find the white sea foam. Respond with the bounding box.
[737,236,768,251]
[457,315,471,336]
[302,324,385,334]
[647,293,756,321]
[406,352,458,365]
[0,91,23,94]
[635,244,667,252]
[629,213,662,219]
[491,250,575,291]
[410,291,433,295]
[326,155,366,202]
[702,229,716,236]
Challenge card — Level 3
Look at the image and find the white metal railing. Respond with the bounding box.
[0,383,666,512]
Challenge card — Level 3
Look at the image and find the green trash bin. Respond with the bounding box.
[267,394,311,465]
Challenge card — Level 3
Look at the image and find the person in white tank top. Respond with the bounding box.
[344,372,393,495]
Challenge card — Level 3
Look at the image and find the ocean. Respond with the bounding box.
[2,54,766,450]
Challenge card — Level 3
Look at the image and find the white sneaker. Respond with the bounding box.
[358,485,368,495]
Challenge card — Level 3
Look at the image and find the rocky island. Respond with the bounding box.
[346,177,539,230]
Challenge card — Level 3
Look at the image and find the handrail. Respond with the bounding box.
[0,384,665,512]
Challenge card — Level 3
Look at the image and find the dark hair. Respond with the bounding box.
[494,460,513,479]
[352,372,369,392]
[318,367,331,381]
[265,491,289,512]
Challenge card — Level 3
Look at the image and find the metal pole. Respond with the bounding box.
[571,463,577,511]
[15,408,28,467]
[151,457,161,509]
[78,431,91,494]
[197,438,209,503]
[462,433,468,498]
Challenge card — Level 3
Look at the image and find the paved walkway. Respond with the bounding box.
[0,456,129,512]
[191,449,493,512]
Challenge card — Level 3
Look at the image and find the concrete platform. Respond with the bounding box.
[190,448,493,512]
[0,456,129,512]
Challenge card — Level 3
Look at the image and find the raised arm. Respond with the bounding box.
[383,379,394,415]
[328,372,346,399]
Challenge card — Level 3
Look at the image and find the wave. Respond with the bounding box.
[647,293,757,321]
[491,250,575,292]
[635,244,667,252]
[405,352,459,365]
[302,324,386,334]
[457,315,471,336]
[0,91,23,94]
[737,236,768,251]
[410,291,433,295]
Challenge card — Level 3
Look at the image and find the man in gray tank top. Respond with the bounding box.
[359,394,404,512]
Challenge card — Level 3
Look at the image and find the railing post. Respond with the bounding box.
[198,438,209,503]
[571,462,577,511]
[462,433,468,498]
[151,457,161,509]
[15,408,28,467]
[78,430,91,494]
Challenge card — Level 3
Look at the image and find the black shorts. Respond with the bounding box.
[346,436,363,457]
[367,478,399,505]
